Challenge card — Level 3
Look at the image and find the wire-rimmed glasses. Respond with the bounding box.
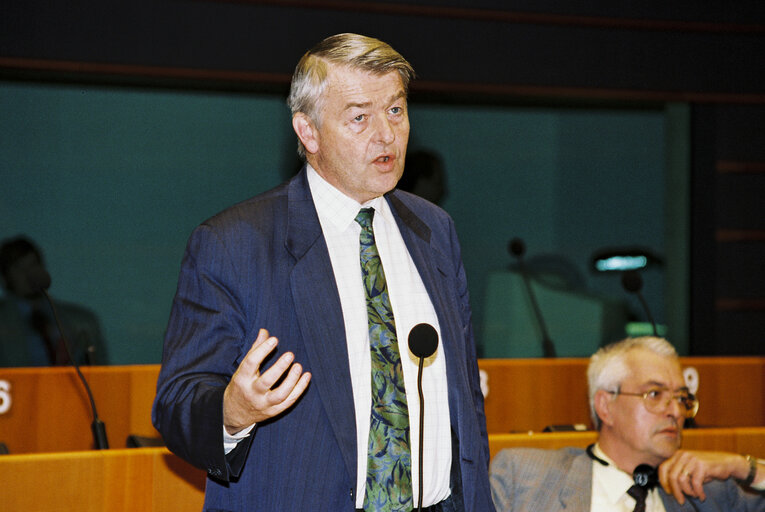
[607,388,699,418]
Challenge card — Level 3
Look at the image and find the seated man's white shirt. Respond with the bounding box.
[590,443,666,512]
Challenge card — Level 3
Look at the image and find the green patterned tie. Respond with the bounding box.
[356,207,413,512]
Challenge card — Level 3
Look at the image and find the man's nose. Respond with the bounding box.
[665,394,684,420]
[374,115,395,144]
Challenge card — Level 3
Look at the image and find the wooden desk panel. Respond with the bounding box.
[0,447,205,512]
[479,358,591,434]
[0,365,160,453]
[479,357,765,433]
[1,357,762,454]
[683,357,765,428]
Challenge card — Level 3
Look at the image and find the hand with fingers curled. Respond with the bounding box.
[223,329,312,435]
[658,449,752,504]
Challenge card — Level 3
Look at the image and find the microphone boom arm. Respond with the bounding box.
[42,289,109,449]
[509,238,556,358]
[517,264,557,358]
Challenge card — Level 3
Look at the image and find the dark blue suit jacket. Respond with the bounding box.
[152,168,494,511]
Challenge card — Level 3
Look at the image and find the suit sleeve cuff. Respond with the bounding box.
[223,423,256,454]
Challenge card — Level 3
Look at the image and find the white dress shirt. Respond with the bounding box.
[307,165,452,508]
[590,444,666,512]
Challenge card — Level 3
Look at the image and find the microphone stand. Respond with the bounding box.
[621,270,658,337]
[41,289,109,449]
[509,238,556,357]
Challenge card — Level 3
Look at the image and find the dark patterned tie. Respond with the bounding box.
[627,484,647,512]
[356,208,412,512]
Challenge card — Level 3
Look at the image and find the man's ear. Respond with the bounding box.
[292,113,319,155]
[594,389,615,427]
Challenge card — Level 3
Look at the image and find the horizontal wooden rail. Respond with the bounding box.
[488,426,765,460]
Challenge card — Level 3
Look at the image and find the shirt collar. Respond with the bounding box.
[306,164,391,232]
[592,443,641,504]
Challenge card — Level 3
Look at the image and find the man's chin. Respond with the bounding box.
[374,174,402,196]
[653,433,682,459]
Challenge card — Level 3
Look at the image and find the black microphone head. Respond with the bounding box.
[633,464,658,490]
[508,237,525,258]
[408,323,439,359]
[621,270,643,294]
[28,267,51,292]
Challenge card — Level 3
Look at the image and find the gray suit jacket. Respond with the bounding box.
[490,447,764,511]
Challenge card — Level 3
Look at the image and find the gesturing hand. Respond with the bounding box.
[223,329,312,434]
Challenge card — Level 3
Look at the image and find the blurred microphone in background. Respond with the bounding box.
[621,269,658,337]
[508,237,557,358]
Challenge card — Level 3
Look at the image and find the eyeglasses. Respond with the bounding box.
[607,388,699,418]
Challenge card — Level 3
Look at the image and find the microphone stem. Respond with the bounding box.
[42,290,109,449]
[416,357,425,512]
[517,260,556,358]
[636,291,658,337]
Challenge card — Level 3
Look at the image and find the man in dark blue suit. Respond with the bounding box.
[152,33,494,511]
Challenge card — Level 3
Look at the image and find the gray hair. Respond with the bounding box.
[287,33,415,159]
[587,336,678,430]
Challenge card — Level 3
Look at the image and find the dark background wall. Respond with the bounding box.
[2,1,763,361]
[1,82,670,363]
[2,1,764,98]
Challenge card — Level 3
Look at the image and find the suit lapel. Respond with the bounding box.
[386,193,461,409]
[285,170,358,485]
[558,452,595,510]
[387,192,467,427]
[387,192,483,505]
[386,192,455,365]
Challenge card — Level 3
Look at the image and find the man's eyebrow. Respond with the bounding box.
[344,101,371,111]
[389,90,407,104]
[640,380,690,392]
[343,90,406,111]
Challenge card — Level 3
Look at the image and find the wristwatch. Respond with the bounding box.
[738,454,758,487]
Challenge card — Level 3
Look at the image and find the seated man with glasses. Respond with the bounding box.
[490,336,764,511]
